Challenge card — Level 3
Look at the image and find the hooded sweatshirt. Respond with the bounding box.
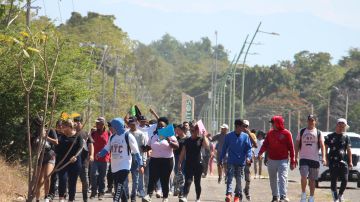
[258,116,295,164]
[98,118,143,173]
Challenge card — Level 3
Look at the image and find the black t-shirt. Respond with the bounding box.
[184,137,203,166]
[324,132,351,165]
[174,136,187,156]
[46,129,58,152]
[56,134,83,165]
[77,130,94,162]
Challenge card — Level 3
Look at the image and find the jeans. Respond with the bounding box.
[226,164,244,198]
[130,155,140,199]
[90,161,108,194]
[58,159,81,201]
[79,160,89,200]
[267,159,289,197]
[113,169,130,202]
[244,164,251,195]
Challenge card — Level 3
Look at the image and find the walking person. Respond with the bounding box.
[219,119,253,202]
[173,124,187,197]
[142,111,179,202]
[325,118,353,202]
[32,117,58,202]
[201,133,211,178]
[97,118,144,202]
[242,120,258,201]
[56,119,84,202]
[126,116,148,201]
[178,122,210,202]
[90,117,111,200]
[211,124,229,184]
[294,115,326,202]
[253,130,265,179]
[74,116,94,202]
[258,115,296,202]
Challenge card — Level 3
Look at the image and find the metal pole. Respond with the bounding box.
[327,94,330,131]
[288,110,291,132]
[213,31,218,135]
[241,22,262,118]
[26,0,31,27]
[297,110,301,134]
[345,92,349,120]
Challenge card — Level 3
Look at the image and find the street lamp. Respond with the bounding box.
[240,22,279,118]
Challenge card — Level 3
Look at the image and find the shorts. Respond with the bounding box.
[38,150,56,165]
[299,159,319,180]
[216,152,227,165]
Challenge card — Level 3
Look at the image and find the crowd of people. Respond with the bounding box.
[32,108,353,202]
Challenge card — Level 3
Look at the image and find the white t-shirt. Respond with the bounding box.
[254,139,264,157]
[103,133,140,173]
[137,124,157,141]
[147,134,177,158]
[296,128,324,162]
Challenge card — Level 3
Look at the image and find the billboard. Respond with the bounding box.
[181,93,195,122]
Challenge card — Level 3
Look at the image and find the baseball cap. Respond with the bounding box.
[243,120,250,127]
[220,124,229,129]
[95,117,105,124]
[307,114,317,121]
[139,115,147,121]
[337,118,349,128]
[128,116,137,124]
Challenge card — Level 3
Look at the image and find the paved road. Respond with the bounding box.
[70,167,360,202]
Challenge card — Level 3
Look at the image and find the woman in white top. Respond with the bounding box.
[253,130,265,179]
[142,115,179,202]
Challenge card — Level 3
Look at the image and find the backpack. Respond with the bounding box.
[110,132,131,155]
[298,128,321,150]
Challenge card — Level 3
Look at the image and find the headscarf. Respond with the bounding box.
[110,118,126,135]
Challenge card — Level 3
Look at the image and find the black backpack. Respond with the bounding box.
[298,128,321,150]
[110,132,131,155]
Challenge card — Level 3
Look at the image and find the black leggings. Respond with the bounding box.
[147,157,173,198]
[330,164,348,195]
[113,169,130,202]
[183,164,203,200]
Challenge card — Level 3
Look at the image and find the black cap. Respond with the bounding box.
[139,115,147,121]
[128,116,137,124]
[307,114,317,121]
[234,119,244,126]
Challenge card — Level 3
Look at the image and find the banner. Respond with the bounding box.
[181,93,195,122]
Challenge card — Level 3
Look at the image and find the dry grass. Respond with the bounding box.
[0,157,27,202]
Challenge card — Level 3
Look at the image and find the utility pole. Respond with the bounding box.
[327,94,330,131]
[213,30,218,135]
[345,92,349,120]
[113,56,119,114]
[100,45,109,117]
[297,110,301,134]
[26,0,31,27]
[288,110,291,132]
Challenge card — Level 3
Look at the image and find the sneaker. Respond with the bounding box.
[98,193,104,200]
[234,196,240,202]
[225,194,232,202]
[179,196,187,202]
[156,190,162,198]
[89,192,97,199]
[308,196,314,202]
[139,190,146,197]
[338,194,344,202]
[271,196,279,202]
[300,192,307,202]
[246,195,251,201]
[162,198,169,202]
[143,194,152,202]
[279,195,290,202]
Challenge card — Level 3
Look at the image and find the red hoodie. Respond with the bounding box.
[91,129,111,163]
[258,115,295,164]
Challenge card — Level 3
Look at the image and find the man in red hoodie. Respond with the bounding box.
[90,117,111,200]
[258,115,296,202]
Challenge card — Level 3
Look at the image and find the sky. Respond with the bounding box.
[32,0,360,66]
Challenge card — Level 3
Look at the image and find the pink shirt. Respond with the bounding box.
[296,128,324,162]
[148,134,177,158]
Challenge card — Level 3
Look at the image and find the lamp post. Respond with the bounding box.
[240,22,279,118]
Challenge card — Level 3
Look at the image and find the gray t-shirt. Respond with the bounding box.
[212,133,226,152]
[129,129,147,165]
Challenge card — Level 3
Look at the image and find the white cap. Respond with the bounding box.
[243,120,250,126]
[337,118,349,128]
[220,124,229,129]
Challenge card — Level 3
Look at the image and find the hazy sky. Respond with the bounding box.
[33,0,360,66]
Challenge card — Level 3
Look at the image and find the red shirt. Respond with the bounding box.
[92,129,110,162]
[258,129,295,164]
